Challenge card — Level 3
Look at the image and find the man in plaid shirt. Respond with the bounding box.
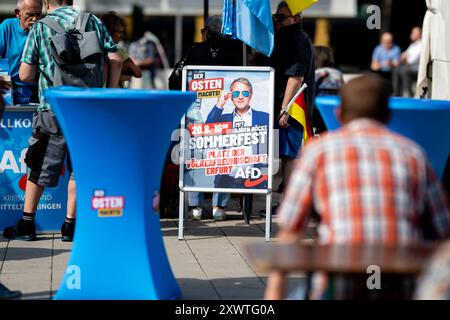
[265,74,450,300]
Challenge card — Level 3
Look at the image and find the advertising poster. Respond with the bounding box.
[181,66,274,193]
[0,108,68,231]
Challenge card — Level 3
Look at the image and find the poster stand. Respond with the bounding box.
[177,66,275,241]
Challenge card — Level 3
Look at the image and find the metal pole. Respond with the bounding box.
[265,193,272,241]
[242,44,248,66]
[178,190,185,240]
[178,116,186,240]
[174,15,183,66]
[204,0,209,24]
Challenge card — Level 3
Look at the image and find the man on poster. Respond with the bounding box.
[205,77,269,189]
[206,77,268,126]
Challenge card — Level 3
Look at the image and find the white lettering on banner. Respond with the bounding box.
[0,118,32,129]
[0,203,24,210]
[37,203,62,210]
[0,203,62,210]
[0,149,27,174]
[2,194,52,201]
[3,194,24,201]
[20,148,27,173]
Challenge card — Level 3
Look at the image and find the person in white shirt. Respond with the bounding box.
[393,26,422,97]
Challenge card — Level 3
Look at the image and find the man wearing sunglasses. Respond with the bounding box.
[206,77,268,128]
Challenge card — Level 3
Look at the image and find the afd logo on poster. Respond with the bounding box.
[0,149,27,174]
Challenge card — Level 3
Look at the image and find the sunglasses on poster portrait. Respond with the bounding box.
[232,91,250,98]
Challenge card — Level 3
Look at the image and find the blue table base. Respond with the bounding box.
[315,96,450,179]
[45,87,195,299]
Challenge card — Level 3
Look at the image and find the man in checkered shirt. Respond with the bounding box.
[265,74,450,300]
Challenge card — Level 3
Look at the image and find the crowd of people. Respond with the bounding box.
[0,0,449,301]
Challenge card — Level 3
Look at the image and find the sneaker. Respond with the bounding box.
[61,221,75,242]
[190,207,202,221]
[0,283,21,300]
[3,219,36,241]
[213,207,227,221]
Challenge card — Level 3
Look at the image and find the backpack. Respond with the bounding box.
[39,13,103,87]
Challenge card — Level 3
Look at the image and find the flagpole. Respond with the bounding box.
[286,83,308,111]
[242,44,247,66]
[204,0,209,23]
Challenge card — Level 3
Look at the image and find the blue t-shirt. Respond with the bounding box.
[0,17,37,103]
[372,44,401,72]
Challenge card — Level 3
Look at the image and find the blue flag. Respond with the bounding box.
[222,0,274,57]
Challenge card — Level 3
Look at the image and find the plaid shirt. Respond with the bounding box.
[21,6,117,111]
[278,119,450,245]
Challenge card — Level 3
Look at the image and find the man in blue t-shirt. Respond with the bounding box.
[0,0,42,104]
[370,32,401,80]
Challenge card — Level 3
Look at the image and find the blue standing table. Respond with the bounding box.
[315,96,450,178]
[44,87,196,299]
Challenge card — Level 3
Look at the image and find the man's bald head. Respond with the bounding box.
[339,74,392,124]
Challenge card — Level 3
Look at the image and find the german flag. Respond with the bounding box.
[286,0,318,15]
[287,84,313,144]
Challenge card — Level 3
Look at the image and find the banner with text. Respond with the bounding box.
[0,109,68,231]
